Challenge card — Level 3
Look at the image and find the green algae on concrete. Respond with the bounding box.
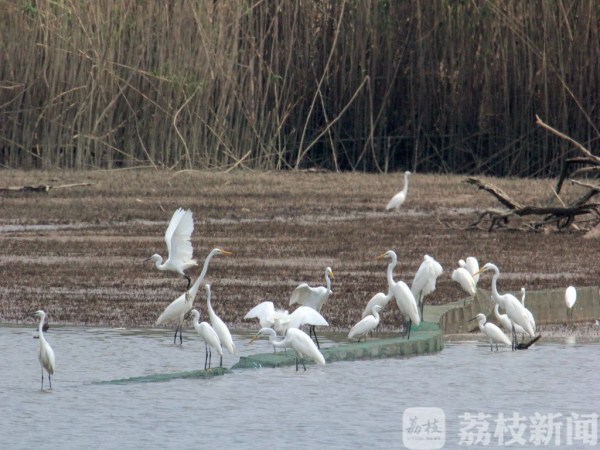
[94,367,232,384]
[232,321,443,370]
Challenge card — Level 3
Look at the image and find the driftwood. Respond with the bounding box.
[0,182,92,194]
[466,117,600,232]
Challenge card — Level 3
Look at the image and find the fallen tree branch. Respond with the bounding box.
[0,182,92,193]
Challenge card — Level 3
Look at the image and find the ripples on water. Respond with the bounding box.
[2,326,599,449]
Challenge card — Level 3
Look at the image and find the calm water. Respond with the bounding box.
[2,325,599,449]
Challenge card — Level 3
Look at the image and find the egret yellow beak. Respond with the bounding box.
[219,249,233,256]
[249,333,260,344]
[375,252,388,259]
[472,268,485,277]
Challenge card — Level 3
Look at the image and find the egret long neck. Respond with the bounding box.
[268,331,287,349]
[402,172,410,193]
[490,268,502,305]
[188,251,218,300]
[325,273,331,292]
[386,257,397,287]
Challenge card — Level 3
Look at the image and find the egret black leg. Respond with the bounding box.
[295,357,299,371]
[204,344,209,370]
[219,354,223,367]
[302,358,306,371]
[49,374,52,389]
[185,275,191,291]
[208,347,212,369]
[41,368,44,390]
[311,326,321,349]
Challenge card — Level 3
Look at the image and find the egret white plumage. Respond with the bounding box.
[459,257,480,285]
[362,290,393,319]
[155,247,231,344]
[386,171,411,210]
[520,287,536,334]
[146,208,197,291]
[472,313,511,351]
[205,284,235,366]
[249,327,325,371]
[377,250,420,339]
[244,301,328,339]
[190,309,222,369]
[494,303,527,339]
[411,254,443,317]
[289,267,334,348]
[451,267,477,305]
[349,305,382,342]
[474,263,535,349]
[33,310,55,390]
[565,286,577,320]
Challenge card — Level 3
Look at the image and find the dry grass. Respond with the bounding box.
[0,169,597,331]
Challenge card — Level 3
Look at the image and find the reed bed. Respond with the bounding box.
[1,0,598,175]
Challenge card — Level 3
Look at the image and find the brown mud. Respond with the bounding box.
[1,170,597,331]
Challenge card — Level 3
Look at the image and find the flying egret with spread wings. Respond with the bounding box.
[289,266,333,348]
[155,248,231,344]
[33,310,55,390]
[146,208,197,291]
[249,327,326,371]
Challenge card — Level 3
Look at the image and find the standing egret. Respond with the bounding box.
[451,267,477,305]
[146,208,197,292]
[472,313,511,351]
[349,305,382,342]
[362,290,393,318]
[565,286,577,320]
[205,284,235,366]
[190,309,222,369]
[377,250,420,339]
[411,255,443,317]
[474,263,535,349]
[459,257,480,285]
[520,287,536,334]
[155,248,231,344]
[33,310,55,390]
[494,304,527,340]
[249,327,325,371]
[386,171,411,210]
[289,267,334,349]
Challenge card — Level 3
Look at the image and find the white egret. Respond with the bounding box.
[451,267,477,305]
[520,287,536,333]
[361,290,393,319]
[244,301,328,341]
[349,305,382,342]
[474,263,535,349]
[386,170,411,210]
[190,309,222,370]
[472,313,511,351]
[33,310,55,390]
[289,267,334,348]
[411,254,443,317]
[494,304,527,339]
[565,286,577,320]
[377,250,420,339]
[459,257,480,285]
[205,284,235,366]
[146,208,197,291]
[155,247,231,344]
[249,327,326,371]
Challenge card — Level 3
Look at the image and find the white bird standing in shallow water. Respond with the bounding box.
[33,310,55,390]
[472,313,511,351]
[190,309,222,370]
[565,286,577,320]
[386,171,411,210]
[377,250,420,339]
[411,255,443,317]
[146,208,198,292]
[249,327,326,371]
[349,305,382,342]
[205,284,235,366]
[155,248,231,344]
[474,263,535,349]
[289,267,334,349]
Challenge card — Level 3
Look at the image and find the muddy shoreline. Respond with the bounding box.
[1,169,597,330]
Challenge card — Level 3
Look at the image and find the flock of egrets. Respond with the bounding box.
[31,174,579,389]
